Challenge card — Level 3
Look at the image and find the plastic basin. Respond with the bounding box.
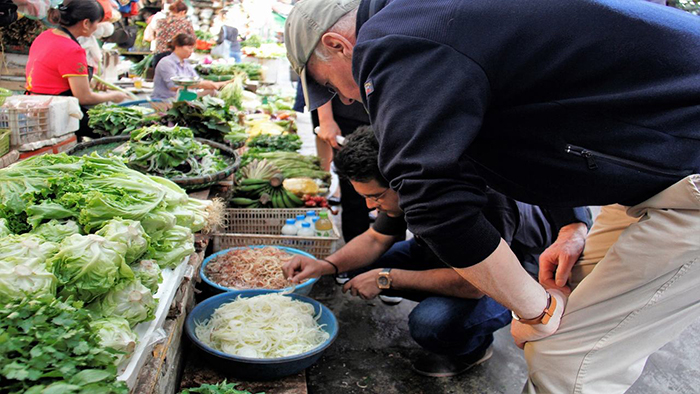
[200,246,319,296]
[185,289,338,380]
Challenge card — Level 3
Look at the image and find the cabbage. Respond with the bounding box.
[96,218,149,264]
[51,234,134,303]
[89,280,156,327]
[90,317,138,365]
[0,218,11,237]
[140,208,177,239]
[0,234,59,302]
[131,260,162,294]
[30,219,82,243]
[144,225,194,269]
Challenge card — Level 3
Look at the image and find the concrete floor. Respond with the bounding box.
[293,109,700,394]
[306,276,700,394]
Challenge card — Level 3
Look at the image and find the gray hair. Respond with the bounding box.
[311,8,358,63]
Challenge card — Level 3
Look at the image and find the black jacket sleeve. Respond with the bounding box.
[353,35,501,268]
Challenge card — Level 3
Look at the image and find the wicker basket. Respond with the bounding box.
[211,208,340,258]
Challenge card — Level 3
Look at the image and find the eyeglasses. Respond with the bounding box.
[358,188,390,202]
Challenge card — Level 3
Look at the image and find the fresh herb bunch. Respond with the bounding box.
[164,97,234,142]
[247,134,301,152]
[130,54,154,79]
[181,380,264,394]
[0,295,128,394]
[124,125,229,178]
[88,104,159,136]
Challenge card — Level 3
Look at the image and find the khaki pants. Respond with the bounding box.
[524,175,700,394]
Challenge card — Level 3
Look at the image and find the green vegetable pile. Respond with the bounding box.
[124,125,229,178]
[0,153,223,391]
[220,74,246,110]
[88,104,159,136]
[0,295,129,394]
[165,96,235,142]
[195,30,215,41]
[195,63,262,81]
[181,380,263,394]
[247,134,302,153]
[239,151,331,182]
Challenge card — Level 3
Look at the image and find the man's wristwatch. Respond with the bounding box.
[376,268,392,290]
[511,291,557,325]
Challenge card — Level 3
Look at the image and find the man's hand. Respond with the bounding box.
[538,222,587,295]
[511,288,567,349]
[342,269,382,300]
[282,255,335,284]
[317,121,342,149]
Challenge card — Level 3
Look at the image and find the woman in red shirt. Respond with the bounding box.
[26,0,128,105]
[153,1,195,69]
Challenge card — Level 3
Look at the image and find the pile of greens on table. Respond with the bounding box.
[88,104,160,136]
[124,125,229,178]
[0,154,221,392]
[195,63,262,81]
[165,96,236,142]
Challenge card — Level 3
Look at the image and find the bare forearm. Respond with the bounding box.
[326,230,394,274]
[455,238,547,319]
[390,268,483,298]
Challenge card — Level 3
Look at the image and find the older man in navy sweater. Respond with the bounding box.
[285,0,700,392]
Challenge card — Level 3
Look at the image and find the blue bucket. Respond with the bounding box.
[185,289,339,380]
[200,246,319,296]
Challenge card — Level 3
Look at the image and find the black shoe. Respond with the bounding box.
[411,345,493,378]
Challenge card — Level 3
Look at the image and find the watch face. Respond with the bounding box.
[377,276,389,286]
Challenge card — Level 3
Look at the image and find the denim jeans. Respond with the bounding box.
[349,238,512,358]
[230,51,242,63]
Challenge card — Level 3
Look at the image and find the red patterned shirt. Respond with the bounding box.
[155,16,195,54]
[26,29,89,94]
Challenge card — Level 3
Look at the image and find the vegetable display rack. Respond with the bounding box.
[0,104,50,146]
[211,208,340,259]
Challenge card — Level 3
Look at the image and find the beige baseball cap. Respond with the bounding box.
[285,0,360,110]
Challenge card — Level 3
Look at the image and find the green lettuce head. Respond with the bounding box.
[0,234,59,302]
[89,279,157,327]
[144,225,194,269]
[30,219,82,243]
[131,259,162,294]
[90,317,138,365]
[51,234,134,303]
[96,218,149,264]
[0,218,11,237]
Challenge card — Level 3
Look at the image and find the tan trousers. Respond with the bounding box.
[524,175,700,394]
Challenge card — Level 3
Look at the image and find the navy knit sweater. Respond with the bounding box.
[352,0,700,267]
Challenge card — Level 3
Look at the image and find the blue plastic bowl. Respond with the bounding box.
[185,289,339,380]
[200,246,319,296]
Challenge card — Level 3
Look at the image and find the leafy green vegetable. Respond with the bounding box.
[195,30,215,41]
[164,97,234,142]
[51,234,134,303]
[30,219,82,243]
[0,218,11,237]
[247,134,301,152]
[88,104,159,136]
[96,218,149,264]
[224,122,249,148]
[130,54,154,79]
[88,279,157,327]
[181,380,264,394]
[0,234,58,303]
[239,151,330,182]
[144,225,195,269]
[220,74,246,110]
[196,62,262,80]
[131,259,162,294]
[123,125,229,178]
[0,295,128,394]
[90,317,138,365]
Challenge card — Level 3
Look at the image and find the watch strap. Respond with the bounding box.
[512,291,557,325]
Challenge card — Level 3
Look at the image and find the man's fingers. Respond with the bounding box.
[555,252,577,287]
